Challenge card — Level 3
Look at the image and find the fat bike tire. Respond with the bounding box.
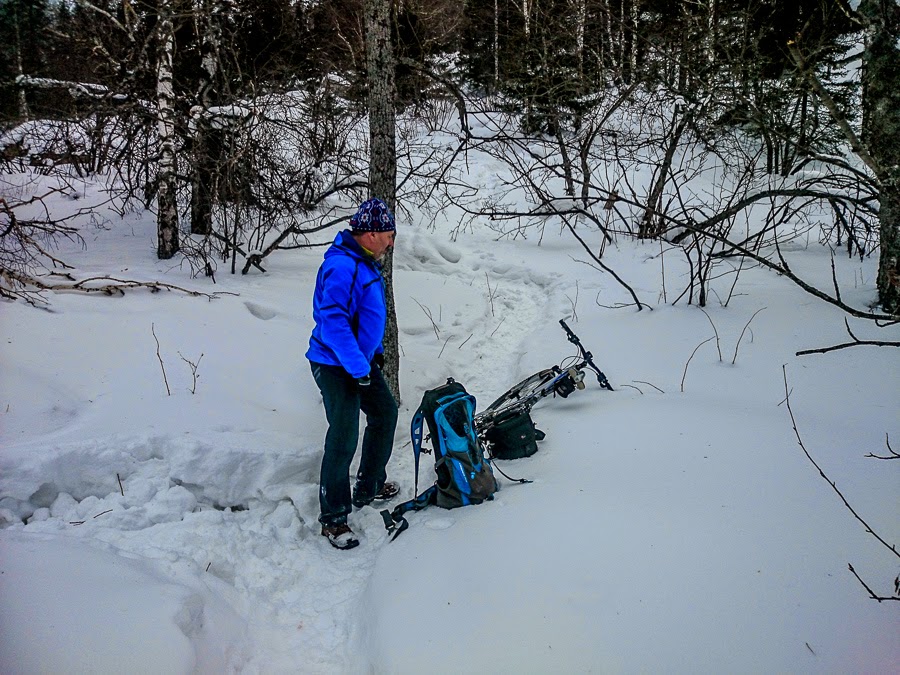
[480,368,556,418]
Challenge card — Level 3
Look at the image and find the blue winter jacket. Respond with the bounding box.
[306,229,387,379]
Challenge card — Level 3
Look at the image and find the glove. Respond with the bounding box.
[373,353,385,370]
[357,375,372,387]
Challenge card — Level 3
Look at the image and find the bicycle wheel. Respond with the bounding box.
[480,368,557,417]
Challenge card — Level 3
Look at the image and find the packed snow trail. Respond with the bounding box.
[0,223,570,672]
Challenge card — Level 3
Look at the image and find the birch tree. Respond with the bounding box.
[156,0,180,259]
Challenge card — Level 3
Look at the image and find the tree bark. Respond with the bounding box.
[11,3,29,121]
[640,109,691,238]
[493,0,499,86]
[190,1,221,236]
[156,0,180,259]
[365,0,400,400]
[859,0,900,314]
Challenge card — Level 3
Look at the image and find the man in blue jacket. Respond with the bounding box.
[307,198,400,549]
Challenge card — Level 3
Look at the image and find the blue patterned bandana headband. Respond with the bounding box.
[350,198,396,232]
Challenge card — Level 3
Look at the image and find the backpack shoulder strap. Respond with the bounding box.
[410,405,426,497]
[380,485,438,541]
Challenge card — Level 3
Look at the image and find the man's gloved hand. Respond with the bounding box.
[373,353,385,370]
[357,374,372,387]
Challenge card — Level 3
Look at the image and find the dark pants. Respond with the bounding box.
[309,361,398,526]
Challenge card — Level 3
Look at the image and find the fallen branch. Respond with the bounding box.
[438,336,452,358]
[865,434,898,460]
[490,317,505,338]
[797,318,900,356]
[564,220,646,310]
[848,564,900,603]
[565,280,580,322]
[485,272,498,317]
[634,380,665,394]
[1,267,232,304]
[412,298,441,339]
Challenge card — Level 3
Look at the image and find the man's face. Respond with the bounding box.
[361,230,396,260]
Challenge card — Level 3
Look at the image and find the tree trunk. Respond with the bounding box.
[575,0,586,88]
[493,0,499,86]
[860,0,900,314]
[190,125,214,235]
[156,0,180,259]
[620,0,633,84]
[640,109,691,238]
[190,2,221,236]
[12,3,29,121]
[365,0,400,400]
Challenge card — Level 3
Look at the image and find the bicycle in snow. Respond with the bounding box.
[474,319,613,459]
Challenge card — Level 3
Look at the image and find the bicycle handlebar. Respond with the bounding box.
[559,319,614,391]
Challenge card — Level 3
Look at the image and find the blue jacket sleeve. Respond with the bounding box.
[317,260,371,378]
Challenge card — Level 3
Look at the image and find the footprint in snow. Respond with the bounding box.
[244,301,278,321]
[425,518,455,530]
[433,240,462,264]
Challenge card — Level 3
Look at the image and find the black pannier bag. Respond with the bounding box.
[483,408,541,459]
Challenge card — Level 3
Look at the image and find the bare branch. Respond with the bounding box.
[797,318,900,355]
[848,564,900,603]
[732,308,766,364]
[412,298,440,339]
[786,41,885,185]
[681,337,714,393]
[634,380,665,394]
[699,308,722,361]
[151,323,171,396]
[1,267,230,303]
[564,220,646,310]
[781,366,899,560]
[865,434,899,460]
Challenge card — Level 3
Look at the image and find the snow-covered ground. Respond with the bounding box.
[1,145,898,673]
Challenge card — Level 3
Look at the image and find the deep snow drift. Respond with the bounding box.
[1,151,898,672]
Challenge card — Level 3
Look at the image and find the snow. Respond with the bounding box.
[0,532,246,673]
[2,130,899,673]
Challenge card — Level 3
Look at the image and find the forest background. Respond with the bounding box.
[2,0,898,318]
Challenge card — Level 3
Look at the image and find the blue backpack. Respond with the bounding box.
[381,379,498,539]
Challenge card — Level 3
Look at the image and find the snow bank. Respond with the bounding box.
[0,531,249,673]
